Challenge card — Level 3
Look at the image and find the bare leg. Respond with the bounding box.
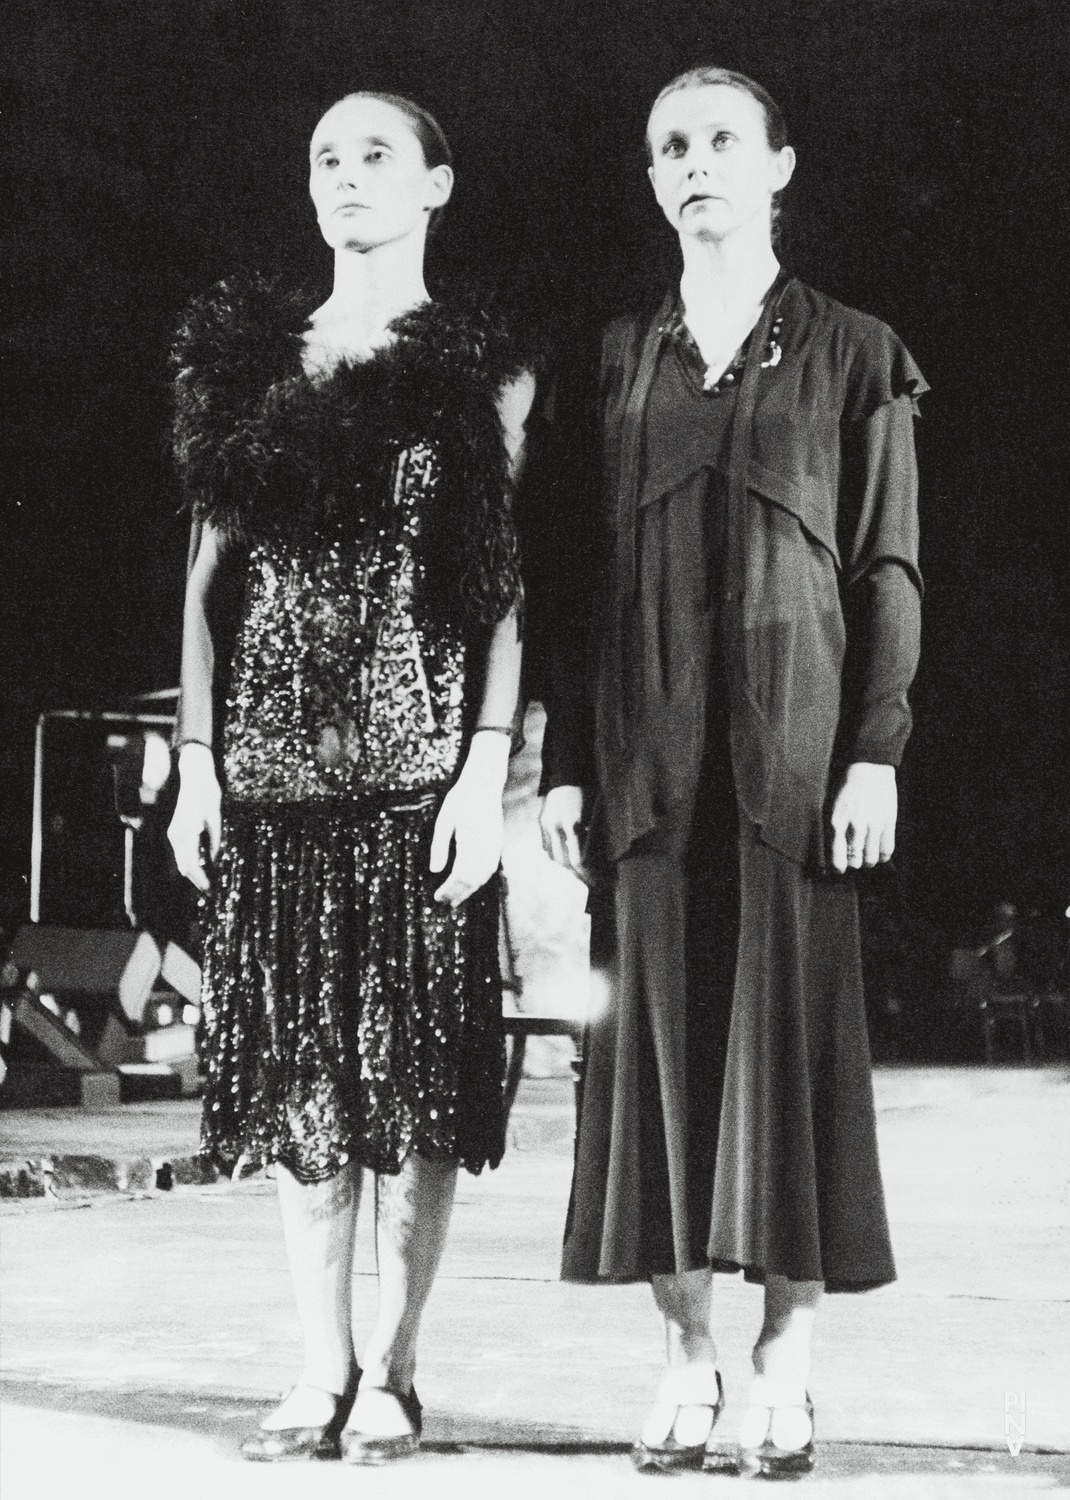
[261,1162,361,1428]
[347,1152,458,1437]
[752,1273,822,1401]
[640,1269,721,1449]
[652,1267,717,1368]
[741,1274,823,1452]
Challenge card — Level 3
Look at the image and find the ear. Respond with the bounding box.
[425,162,454,211]
[771,145,796,194]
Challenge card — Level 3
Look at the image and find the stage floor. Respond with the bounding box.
[2,1066,1068,1497]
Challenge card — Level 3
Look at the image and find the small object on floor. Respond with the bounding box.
[631,1365,725,1473]
[737,1393,815,1479]
[341,1385,422,1465]
[240,1382,358,1462]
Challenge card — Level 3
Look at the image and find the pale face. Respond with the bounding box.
[647,84,795,245]
[308,96,453,252]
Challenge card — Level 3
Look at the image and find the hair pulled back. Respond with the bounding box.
[326,90,454,233]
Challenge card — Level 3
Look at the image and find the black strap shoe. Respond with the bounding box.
[737,1394,815,1478]
[631,1368,725,1473]
[341,1386,422,1465]
[241,1380,359,1462]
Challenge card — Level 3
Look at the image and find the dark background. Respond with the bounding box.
[2,0,1068,1006]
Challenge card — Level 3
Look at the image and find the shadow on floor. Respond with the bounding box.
[2,1378,1066,1482]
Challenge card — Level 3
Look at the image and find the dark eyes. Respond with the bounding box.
[315,147,390,170]
[660,130,735,159]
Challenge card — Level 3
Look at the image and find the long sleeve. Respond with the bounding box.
[530,344,605,794]
[836,393,924,766]
[541,567,599,791]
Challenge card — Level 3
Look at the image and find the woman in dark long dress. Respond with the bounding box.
[167,91,532,1464]
[540,67,924,1477]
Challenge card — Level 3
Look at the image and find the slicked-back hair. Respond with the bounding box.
[646,66,788,158]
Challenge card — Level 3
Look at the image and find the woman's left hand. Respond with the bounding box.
[829,762,898,872]
[430,773,506,908]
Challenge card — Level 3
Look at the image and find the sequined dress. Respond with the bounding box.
[172,283,521,1183]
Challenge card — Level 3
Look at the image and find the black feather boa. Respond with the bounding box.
[172,274,524,628]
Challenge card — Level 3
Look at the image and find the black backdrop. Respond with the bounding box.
[2,0,1068,965]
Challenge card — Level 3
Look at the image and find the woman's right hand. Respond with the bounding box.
[167,743,222,892]
[538,784,587,879]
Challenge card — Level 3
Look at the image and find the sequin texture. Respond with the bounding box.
[199,442,506,1182]
[224,445,466,801]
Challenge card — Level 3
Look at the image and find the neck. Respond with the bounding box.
[678,221,781,316]
[318,233,431,342]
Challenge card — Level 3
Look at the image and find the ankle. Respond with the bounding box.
[359,1347,415,1394]
[655,1360,722,1408]
[349,1385,411,1428]
[749,1357,809,1409]
[261,1384,340,1430]
[665,1330,717,1370]
[299,1359,360,1397]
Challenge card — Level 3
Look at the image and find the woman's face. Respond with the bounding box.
[647,84,794,246]
[309,96,452,253]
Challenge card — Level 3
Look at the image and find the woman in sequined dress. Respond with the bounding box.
[167,92,533,1465]
[539,68,924,1477]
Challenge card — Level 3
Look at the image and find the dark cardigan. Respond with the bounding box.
[545,278,926,867]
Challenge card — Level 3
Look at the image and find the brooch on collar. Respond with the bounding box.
[662,309,784,397]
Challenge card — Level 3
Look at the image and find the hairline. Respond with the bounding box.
[318,91,451,167]
[311,103,425,152]
[645,71,787,161]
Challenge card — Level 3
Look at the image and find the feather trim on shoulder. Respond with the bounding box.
[171,275,523,626]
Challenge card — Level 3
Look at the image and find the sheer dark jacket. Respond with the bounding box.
[541,278,926,868]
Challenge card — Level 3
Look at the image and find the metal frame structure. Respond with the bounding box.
[30,690,178,925]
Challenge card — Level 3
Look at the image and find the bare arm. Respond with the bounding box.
[168,520,226,890]
[430,602,524,907]
[429,371,534,907]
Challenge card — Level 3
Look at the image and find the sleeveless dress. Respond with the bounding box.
[171,279,522,1182]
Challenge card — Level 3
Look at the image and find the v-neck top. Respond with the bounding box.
[640,330,738,512]
[624,323,740,770]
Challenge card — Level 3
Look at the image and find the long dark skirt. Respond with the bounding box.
[199,791,506,1183]
[561,747,895,1292]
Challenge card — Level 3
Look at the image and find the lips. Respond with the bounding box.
[682,193,716,210]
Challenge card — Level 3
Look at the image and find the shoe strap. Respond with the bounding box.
[656,1363,722,1408]
[748,1373,808,1408]
[347,1385,420,1435]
